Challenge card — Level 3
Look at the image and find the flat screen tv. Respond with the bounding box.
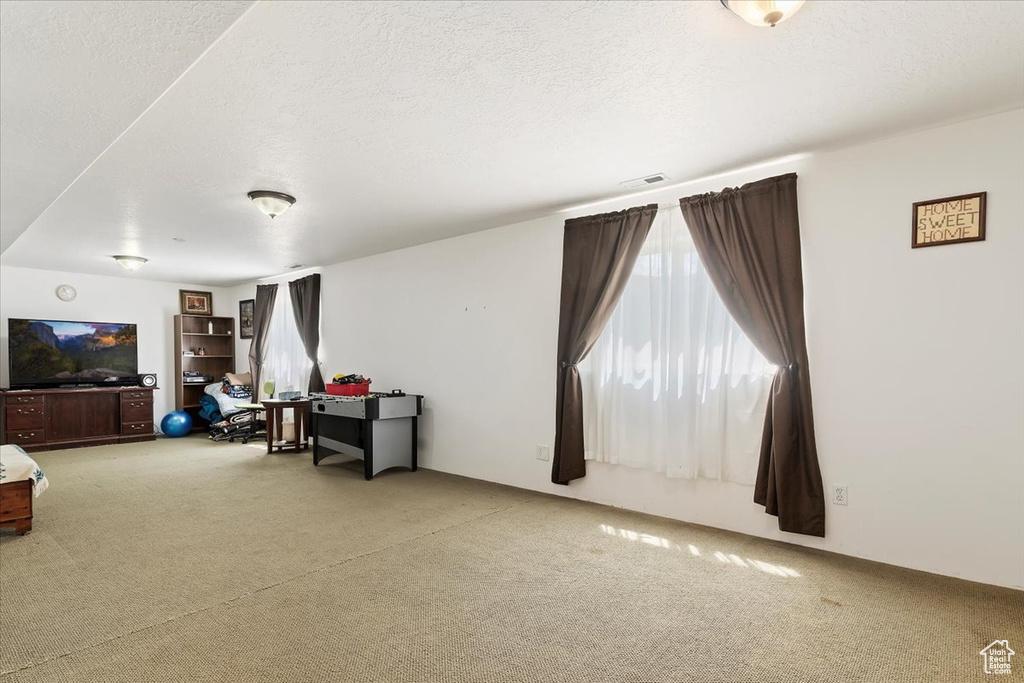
[8,318,139,389]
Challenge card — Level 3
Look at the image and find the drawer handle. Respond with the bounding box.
[15,432,35,439]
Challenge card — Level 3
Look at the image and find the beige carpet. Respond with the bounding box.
[0,437,1020,682]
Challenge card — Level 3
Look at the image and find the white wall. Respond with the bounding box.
[229,109,1024,588]
[0,266,231,422]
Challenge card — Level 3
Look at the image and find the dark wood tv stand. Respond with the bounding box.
[0,386,155,452]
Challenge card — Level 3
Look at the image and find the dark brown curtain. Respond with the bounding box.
[247,283,278,398]
[289,273,326,394]
[552,204,658,485]
[678,173,824,537]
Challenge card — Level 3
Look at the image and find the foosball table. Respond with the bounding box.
[309,391,423,480]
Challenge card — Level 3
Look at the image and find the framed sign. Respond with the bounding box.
[179,290,213,316]
[239,299,255,339]
[912,192,986,248]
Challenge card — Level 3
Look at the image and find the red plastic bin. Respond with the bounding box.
[326,381,370,396]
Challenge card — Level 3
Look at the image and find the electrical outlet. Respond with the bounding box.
[536,445,551,461]
[832,484,848,506]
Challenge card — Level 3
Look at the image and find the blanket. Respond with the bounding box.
[203,382,250,418]
[0,444,49,498]
[199,394,223,423]
[225,384,252,399]
[209,411,258,442]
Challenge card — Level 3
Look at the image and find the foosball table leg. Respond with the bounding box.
[411,416,418,472]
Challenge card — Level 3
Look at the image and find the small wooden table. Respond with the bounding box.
[262,399,310,453]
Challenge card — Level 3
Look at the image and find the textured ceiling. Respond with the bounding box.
[0,0,253,254]
[2,0,1023,285]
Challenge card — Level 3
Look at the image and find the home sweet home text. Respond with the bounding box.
[913,193,986,247]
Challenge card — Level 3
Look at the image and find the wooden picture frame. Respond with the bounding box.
[179,290,213,316]
[912,192,986,248]
[239,299,255,339]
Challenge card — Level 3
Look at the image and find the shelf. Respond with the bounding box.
[174,314,234,418]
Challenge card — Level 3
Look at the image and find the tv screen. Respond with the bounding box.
[8,318,139,388]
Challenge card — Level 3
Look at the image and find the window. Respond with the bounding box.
[579,206,775,484]
[261,289,311,398]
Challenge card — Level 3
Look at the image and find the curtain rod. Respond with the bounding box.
[577,202,681,217]
[561,153,809,214]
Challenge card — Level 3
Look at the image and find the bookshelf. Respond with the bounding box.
[173,315,236,430]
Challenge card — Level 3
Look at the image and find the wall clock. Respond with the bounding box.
[55,284,77,302]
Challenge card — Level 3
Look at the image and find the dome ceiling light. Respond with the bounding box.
[113,255,148,271]
[720,0,806,28]
[248,190,296,219]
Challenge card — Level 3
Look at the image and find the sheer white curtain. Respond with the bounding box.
[260,289,311,400]
[579,206,775,485]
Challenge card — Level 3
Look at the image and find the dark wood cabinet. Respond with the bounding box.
[6,403,44,430]
[45,391,120,441]
[0,386,156,452]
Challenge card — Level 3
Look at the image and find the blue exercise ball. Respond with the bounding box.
[160,411,193,437]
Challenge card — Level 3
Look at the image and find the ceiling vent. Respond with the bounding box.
[619,173,670,190]
[287,264,305,269]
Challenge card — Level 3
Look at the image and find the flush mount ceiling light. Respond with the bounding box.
[113,255,148,271]
[247,190,296,219]
[721,0,805,28]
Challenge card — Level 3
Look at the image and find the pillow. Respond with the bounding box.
[225,372,252,386]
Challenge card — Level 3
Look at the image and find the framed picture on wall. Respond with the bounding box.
[239,299,255,339]
[911,192,986,248]
[179,290,213,316]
